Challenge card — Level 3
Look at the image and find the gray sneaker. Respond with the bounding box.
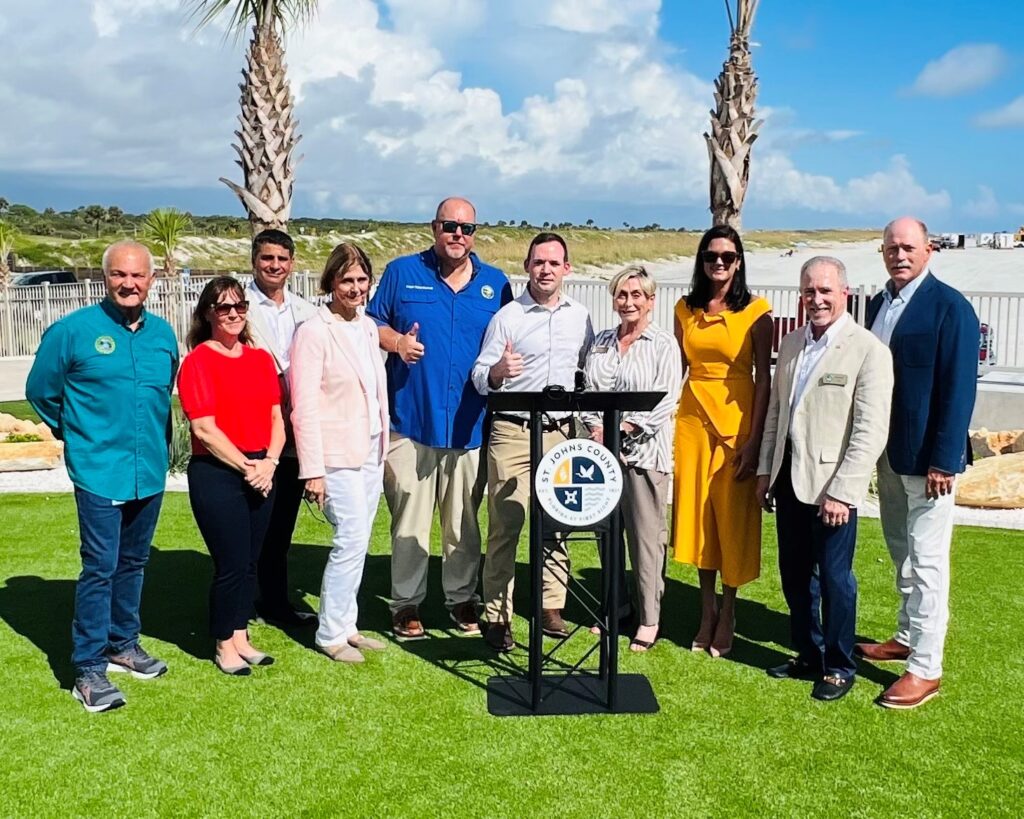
[106,644,168,680]
[72,671,126,713]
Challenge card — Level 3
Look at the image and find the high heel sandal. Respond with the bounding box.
[691,612,719,652]
[709,614,735,658]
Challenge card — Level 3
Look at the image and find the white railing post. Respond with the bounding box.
[42,282,52,327]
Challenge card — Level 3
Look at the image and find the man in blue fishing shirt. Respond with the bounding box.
[27,240,179,713]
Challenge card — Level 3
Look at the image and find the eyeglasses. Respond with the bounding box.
[212,300,249,316]
[436,220,477,236]
[701,250,739,266]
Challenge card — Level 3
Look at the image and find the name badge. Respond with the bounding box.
[819,373,848,387]
[593,345,610,354]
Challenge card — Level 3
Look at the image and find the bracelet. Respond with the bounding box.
[267,456,280,466]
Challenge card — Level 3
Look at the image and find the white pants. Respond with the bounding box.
[316,437,384,648]
[876,453,955,680]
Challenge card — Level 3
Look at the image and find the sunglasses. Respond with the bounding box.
[701,250,739,266]
[437,220,477,236]
[212,300,249,317]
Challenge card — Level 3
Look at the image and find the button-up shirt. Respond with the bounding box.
[472,288,595,419]
[789,313,849,435]
[871,270,930,346]
[247,280,297,371]
[582,323,682,472]
[26,298,179,500]
[367,248,512,449]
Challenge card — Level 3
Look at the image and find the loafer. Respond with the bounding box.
[348,634,386,651]
[485,622,514,654]
[855,637,910,662]
[450,601,481,634]
[542,608,569,639]
[812,674,855,701]
[392,606,427,641]
[766,658,819,680]
[317,643,365,664]
[879,672,940,710]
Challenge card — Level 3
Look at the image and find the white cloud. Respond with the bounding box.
[963,185,1000,219]
[0,0,949,227]
[974,95,1024,128]
[908,43,1009,97]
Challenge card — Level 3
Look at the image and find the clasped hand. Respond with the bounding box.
[243,458,276,497]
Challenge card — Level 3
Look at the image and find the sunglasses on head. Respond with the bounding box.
[212,300,249,317]
[437,220,477,236]
[701,250,739,266]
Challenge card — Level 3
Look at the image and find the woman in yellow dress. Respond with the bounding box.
[672,225,773,657]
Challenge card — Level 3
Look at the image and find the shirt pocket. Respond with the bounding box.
[137,346,175,390]
[397,290,439,333]
[898,333,934,368]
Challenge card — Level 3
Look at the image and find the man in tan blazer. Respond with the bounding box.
[756,256,893,702]
[245,229,319,627]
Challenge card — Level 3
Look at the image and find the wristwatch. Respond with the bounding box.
[267,456,280,466]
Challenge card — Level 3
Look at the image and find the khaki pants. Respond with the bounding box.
[385,434,485,613]
[483,418,572,624]
[622,466,670,626]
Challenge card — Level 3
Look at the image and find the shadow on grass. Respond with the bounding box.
[0,540,899,692]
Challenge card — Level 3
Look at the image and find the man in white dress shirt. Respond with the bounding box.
[245,229,318,626]
[472,232,594,652]
[756,256,892,702]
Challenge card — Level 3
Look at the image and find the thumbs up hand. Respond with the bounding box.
[489,338,525,387]
[396,321,425,364]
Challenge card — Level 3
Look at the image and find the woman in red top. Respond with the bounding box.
[178,276,285,676]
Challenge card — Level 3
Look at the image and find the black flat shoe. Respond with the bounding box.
[240,652,275,667]
[767,658,819,680]
[812,674,855,701]
[214,656,252,677]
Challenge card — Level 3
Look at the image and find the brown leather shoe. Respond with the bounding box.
[855,637,910,662]
[542,608,569,639]
[484,622,514,653]
[879,671,940,710]
[450,601,480,634]
[392,606,427,641]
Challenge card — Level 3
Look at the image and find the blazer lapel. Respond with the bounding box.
[888,272,937,345]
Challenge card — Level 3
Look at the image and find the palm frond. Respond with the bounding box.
[184,0,318,37]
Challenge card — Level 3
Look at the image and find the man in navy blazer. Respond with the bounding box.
[856,216,978,710]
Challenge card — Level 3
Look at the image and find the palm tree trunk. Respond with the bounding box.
[221,21,302,235]
[704,0,762,231]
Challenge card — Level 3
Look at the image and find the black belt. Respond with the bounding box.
[493,413,573,432]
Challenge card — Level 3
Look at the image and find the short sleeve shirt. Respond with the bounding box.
[366,248,512,449]
[177,344,281,455]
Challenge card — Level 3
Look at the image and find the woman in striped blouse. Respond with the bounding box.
[583,265,683,651]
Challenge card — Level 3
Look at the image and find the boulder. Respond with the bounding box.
[956,451,1024,509]
[970,428,1024,458]
[0,413,55,441]
[0,440,64,472]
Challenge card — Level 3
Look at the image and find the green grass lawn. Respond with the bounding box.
[1,493,1021,816]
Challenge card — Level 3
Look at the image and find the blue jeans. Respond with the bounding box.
[72,489,164,673]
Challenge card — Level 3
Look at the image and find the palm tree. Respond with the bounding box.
[0,220,16,288]
[144,208,192,277]
[187,0,317,235]
[704,0,762,230]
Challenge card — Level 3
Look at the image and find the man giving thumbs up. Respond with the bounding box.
[367,197,512,641]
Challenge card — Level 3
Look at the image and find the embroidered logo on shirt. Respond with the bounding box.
[94,336,116,355]
[405,284,434,291]
[481,284,495,300]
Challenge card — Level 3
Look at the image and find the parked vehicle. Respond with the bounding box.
[11,270,77,286]
[979,322,997,370]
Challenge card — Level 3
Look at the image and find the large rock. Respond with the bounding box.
[956,451,1024,509]
[970,428,1024,458]
[0,440,63,472]
[0,413,54,441]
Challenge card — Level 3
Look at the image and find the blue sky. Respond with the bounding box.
[1,0,1022,231]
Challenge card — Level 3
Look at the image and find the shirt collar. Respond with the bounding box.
[247,279,292,308]
[803,312,849,347]
[516,286,571,312]
[100,296,147,328]
[884,268,930,303]
[423,247,481,282]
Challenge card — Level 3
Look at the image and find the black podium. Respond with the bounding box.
[485,387,664,716]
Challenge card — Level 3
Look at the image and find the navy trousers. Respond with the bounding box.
[774,457,858,679]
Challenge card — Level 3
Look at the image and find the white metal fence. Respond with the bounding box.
[1,274,1019,371]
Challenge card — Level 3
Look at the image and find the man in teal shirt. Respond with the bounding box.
[27,240,179,713]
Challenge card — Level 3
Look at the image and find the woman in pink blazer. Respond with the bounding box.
[290,243,390,664]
